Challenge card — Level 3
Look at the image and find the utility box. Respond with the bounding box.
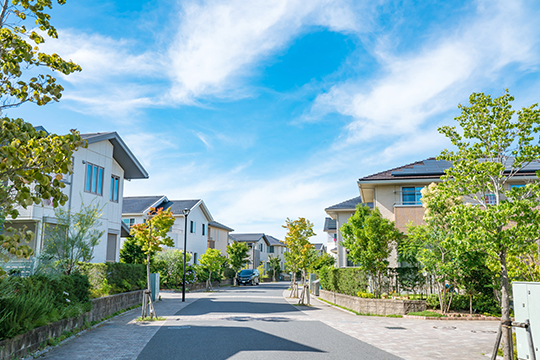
[150,273,160,302]
[513,282,540,360]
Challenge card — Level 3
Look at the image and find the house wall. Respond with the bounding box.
[8,140,126,263]
[394,206,425,233]
[208,226,229,256]
[374,185,396,222]
[335,211,354,268]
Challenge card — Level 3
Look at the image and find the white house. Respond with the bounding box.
[265,235,287,271]
[6,131,148,264]
[228,233,270,270]
[122,196,216,264]
[322,217,337,258]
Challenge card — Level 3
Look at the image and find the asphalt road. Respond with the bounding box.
[137,282,402,360]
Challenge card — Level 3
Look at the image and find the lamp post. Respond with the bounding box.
[182,207,190,302]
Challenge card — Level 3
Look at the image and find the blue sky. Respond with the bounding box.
[10,0,540,244]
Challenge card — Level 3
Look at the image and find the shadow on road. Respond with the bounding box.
[175,298,320,316]
[137,325,325,360]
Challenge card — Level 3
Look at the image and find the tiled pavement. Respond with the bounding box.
[34,286,501,360]
[284,292,501,360]
[36,291,206,360]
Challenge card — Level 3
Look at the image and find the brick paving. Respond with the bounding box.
[284,292,501,360]
[33,285,502,360]
[36,291,208,360]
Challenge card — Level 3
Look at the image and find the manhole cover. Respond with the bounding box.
[385,326,407,330]
[433,326,457,330]
[168,326,191,330]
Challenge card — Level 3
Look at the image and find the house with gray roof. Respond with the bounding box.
[208,220,235,256]
[7,130,148,265]
[122,196,215,264]
[323,217,337,256]
[264,235,287,272]
[228,233,270,270]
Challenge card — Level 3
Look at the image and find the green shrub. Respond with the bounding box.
[79,263,146,298]
[318,267,369,296]
[357,291,375,298]
[0,273,92,340]
[426,293,499,314]
[223,267,236,279]
[194,265,222,282]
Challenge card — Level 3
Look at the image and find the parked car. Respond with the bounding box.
[237,269,259,286]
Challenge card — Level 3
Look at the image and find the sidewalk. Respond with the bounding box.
[283,291,501,360]
[35,291,208,360]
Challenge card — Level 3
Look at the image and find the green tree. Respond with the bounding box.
[268,255,282,282]
[283,217,316,285]
[226,242,249,283]
[312,252,335,272]
[401,183,462,313]
[120,237,152,265]
[199,248,226,290]
[152,249,191,289]
[130,207,174,319]
[0,0,83,274]
[341,205,401,298]
[41,201,103,275]
[436,90,540,359]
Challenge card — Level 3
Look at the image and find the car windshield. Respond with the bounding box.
[239,270,253,276]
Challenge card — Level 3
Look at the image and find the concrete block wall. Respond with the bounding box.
[318,289,426,316]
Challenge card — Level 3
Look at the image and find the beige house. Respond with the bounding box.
[328,157,540,267]
[208,221,234,255]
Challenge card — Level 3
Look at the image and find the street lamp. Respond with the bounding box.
[182,207,190,302]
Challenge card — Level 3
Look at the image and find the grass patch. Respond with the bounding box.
[407,310,444,317]
[318,298,402,318]
[136,316,166,322]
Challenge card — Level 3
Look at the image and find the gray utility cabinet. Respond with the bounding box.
[513,282,540,360]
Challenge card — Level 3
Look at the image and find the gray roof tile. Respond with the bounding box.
[325,196,370,211]
[208,221,234,232]
[266,235,285,246]
[122,196,165,213]
[323,217,336,231]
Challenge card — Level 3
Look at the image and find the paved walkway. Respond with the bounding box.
[284,291,501,360]
[34,285,502,359]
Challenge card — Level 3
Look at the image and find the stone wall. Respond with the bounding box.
[318,289,426,316]
[0,290,144,360]
[187,278,233,291]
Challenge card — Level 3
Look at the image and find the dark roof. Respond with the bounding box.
[266,235,285,246]
[80,132,148,180]
[323,217,336,232]
[159,200,200,214]
[358,157,540,182]
[313,243,325,251]
[325,196,371,211]
[208,220,234,232]
[122,196,165,213]
[121,222,131,238]
[229,233,269,245]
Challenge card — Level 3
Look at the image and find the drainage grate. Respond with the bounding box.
[168,326,191,330]
[385,326,407,330]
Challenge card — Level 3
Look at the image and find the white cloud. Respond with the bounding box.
[310,0,540,141]
[167,0,363,103]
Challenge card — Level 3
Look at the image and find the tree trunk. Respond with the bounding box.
[499,250,514,360]
[470,294,473,316]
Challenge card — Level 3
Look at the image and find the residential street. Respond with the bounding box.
[37,283,499,360]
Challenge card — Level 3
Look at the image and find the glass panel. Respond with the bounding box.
[97,167,103,195]
[114,178,119,202]
[110,176,114,201]
[122,219,129,225]
[85,164,92,192]
[402,187,416,205]
[415,187,423,204]
[91,165,97,193]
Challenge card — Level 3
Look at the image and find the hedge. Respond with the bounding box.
[318,267,369,296]
[0,274,91,340]
[79,263,146,298]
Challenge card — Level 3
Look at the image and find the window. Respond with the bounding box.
[268,246,274,253]
[190,220,196,233]
[193,253,198,264]
[85,162,104,196]
[510,184,525,189]
[106,234,117,262]
[110,175,120,202]
[485,194,496,205]
[402,187,423,205]
[123,218,135,227]
[333,233,337,242]
[259,243,263,252]
[202,224,206,236]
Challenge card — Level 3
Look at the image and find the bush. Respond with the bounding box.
[318,267,369,296]
[79,263,146,298]
[194,264,222,282]
[357,291,375,298]
[426,293,499,314]
[223,267,236,279]
[0,273,91,340]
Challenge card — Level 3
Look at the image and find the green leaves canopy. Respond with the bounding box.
[283,217,316,278]
[226,242,249,272]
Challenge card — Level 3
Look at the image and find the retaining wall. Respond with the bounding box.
[0,290,144,360]
[318,289,426,316]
